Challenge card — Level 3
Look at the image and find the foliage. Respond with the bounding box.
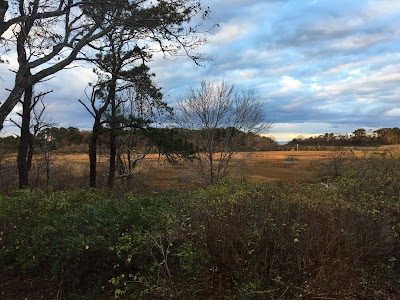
[0,0,210,130]
[1,165,400,299]
[329,154,400,209]
[0,189,176,297]
[39,127,84,146]
[287,127,400,147]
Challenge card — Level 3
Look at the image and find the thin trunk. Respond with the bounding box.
[44,150,50,188]
[89,116,101,188]
[107,79,117,188]
[27,133,34,171]
[209,147,214,184]
[108,128,117,187]
[17,84,33,188]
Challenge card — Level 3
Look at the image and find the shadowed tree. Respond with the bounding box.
[0,0,210,131]
[84,26,163,188]
[80,68,163,188]
[76,0,211,188]
[9,90,53,188]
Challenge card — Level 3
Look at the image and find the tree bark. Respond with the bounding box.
[17,84,33,188]
[107,79,117,188]
[89,116,102,188]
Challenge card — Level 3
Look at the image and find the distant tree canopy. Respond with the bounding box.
[288,127,400,147]
[0,126,277,152]
[177,127,277,152]
[0,135,19,149]
[4,126,400,151]
[39,127,84,145]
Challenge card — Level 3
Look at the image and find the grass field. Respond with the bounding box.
[39,146,400,188]
[1,146,400,299]
[1,145,398,190]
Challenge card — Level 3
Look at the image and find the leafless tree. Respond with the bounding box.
[174,80,272,184]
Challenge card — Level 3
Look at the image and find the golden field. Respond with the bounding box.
[2,145,398,190]
[44,146,400,188]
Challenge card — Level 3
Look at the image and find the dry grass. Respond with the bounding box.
[1,146,399,190]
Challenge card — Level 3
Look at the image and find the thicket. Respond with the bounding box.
[1,156,400,299]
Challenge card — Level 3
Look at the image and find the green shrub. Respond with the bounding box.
[330,156,400,210]
[1,179,399,299]
[0,189,176,297]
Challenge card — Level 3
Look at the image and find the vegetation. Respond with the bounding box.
[173,80,273,184]
[1,154,399,299]
[288,127,400,147]
[1,3,397,298]
[0,0,210,130]
[0,0,212,189]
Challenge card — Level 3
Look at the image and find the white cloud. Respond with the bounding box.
[279,75,302,90]
[349,68,362,75]
[2,0,400,139]
[310,83,322,91]
[385,108,400,117]
[211,23,251,45]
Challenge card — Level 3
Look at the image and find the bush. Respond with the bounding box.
[330,155,400,207]
[173,182,400,299]
[0,178,399,299]
[0,189,175,298]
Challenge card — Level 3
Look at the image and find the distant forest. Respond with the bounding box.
[2,126,400,153]
[0,126,279,152]
[288,127,400,147]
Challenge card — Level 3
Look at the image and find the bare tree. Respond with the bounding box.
[174,80,272,184]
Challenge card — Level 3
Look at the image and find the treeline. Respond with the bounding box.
[288,127,400,147]
[0,126,277,153]
[0,127,88,152]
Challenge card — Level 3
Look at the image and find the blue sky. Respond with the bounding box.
[1,0,400,142]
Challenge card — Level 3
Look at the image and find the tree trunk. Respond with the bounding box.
[27,133,34,172]
[108,128,117,187]
[107,79,117,188]
[89,116,101,188]
[17,84,33,188]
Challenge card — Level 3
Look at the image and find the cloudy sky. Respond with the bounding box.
[1,0,400,142]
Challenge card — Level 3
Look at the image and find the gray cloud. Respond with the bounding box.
[2,0,400,142]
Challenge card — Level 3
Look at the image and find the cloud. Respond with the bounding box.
[310,83,322,91]
[385,108,400,117]
[279,75,302,90]
[2,0,400,143]
[211,23,251,45]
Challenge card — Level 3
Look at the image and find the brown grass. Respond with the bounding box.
[1,146,399,190]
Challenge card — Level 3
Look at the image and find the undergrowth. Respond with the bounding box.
[0,156,400,299]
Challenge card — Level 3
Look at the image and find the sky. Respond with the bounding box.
[1,0,400,142]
